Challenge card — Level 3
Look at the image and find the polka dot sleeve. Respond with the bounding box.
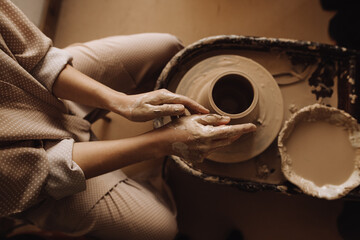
[0,0,52,72]
[30,47,73,93]
[0,141,49,217]
[44,139,86,200]
[0,0,90,216]
[0,0,73,93]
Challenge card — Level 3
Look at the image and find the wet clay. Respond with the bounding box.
[279,104,360,199]
[175,55,283,163]
[125,90,191,121]
[286,120,356,187]
[166,114,256,162]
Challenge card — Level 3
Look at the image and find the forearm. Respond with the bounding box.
[53,64,208,121]
[53,64,124,111]
[73,129,171,179]
[73,114,256,179]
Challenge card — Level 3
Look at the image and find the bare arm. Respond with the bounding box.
[74,114,256,179]
[73,130,168,179]
[53,64,125,111]
[53,64,209,121]
[54,65,256,179]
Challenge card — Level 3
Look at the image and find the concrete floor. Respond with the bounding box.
[53,1,344,239]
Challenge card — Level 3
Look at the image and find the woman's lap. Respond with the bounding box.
[85,177,177,240]
[23,170,177,239]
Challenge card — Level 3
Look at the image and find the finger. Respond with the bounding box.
[153,90,209,114]
[210,123,257,140]
[209,137,237,149]
[151,104,186,117]
[234,123,257,134]
[195,114,231,126]
[174,95,209,114]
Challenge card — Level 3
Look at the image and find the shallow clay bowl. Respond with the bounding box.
[278,104,360,200]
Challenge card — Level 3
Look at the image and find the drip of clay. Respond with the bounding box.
[175,55,284,163]
[278,104,360,200]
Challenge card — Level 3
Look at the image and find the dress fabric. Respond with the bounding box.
[0,0,89,217]
[0,0,183,239]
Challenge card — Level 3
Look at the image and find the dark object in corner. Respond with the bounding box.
[226,229,244,240]
[337,201,360,240]
[5,234,46,240]
[321,0,360,50]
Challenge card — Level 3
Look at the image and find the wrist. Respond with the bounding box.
[148,126,178,157]
[104,90,129,115]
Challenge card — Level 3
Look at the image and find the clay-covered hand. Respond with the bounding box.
[163,114,257,162]
[113,89,209,122]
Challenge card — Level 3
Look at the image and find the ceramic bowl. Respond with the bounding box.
[278,104,360,199]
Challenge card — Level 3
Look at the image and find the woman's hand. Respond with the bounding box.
[73,113,256,179]
[159,114,257,162]
[53,66,207,122]
[111,89,209,122]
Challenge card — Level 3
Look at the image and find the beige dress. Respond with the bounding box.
[0,0,182,239]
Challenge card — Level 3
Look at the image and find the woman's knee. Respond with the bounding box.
[150,33,184,61]
[63,33,183,94]
[122,33,184,93]
[86,180,178,239]
[88,208,178,240]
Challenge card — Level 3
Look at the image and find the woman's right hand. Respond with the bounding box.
[110,89,209,122]
[158,114,257,162]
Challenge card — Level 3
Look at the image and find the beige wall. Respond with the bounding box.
[11,0,47,28]
[54,0,335,48]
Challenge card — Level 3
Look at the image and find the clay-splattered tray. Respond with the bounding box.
[155,35,360,199]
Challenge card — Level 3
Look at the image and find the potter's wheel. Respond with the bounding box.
[175,55,284,163]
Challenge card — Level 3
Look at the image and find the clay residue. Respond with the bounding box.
[349,94,358,104]
[348,76,355,85]
[288,104,298,114]
[172,142,191,160]
[170,155,234,186]
[349,131,360,148]
[128,91,184,120]
[308,60,336,100]
[286,120,355,187]
[256,164,270,179]
[167,114,256,162]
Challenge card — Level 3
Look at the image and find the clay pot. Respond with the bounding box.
[197,71,260,125]
[172,54,283,163]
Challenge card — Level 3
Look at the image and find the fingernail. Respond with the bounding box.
[202,107,210,113]
[222,116,231,121]
[175,105,184,112]
[245,123,257,131]
[218,115,230,123]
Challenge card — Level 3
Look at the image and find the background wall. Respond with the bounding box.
[54,0,335,48]
[11,0,47,28]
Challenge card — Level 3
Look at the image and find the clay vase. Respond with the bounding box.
[172,54,283,163]
[196,71,259,125]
